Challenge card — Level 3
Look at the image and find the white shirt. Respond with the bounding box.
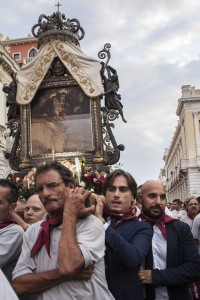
[152,225,169,300]
[192,213,200,239]
[13,214,114,300]
[172,209,185,219]
[0,223,24,282]
[191,213,200,254]
[180,214,194,230]
[0,269,19,300]
[0,224,24,268]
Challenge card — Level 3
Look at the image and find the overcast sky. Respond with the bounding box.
[1,0,200,185]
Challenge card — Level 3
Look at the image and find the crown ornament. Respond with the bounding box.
[31,3,85,47]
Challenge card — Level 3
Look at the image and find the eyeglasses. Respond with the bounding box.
[35,181,64,195]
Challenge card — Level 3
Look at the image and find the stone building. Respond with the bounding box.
[163,85,200,202]
[0,34,19,177]
[2,34,38,66]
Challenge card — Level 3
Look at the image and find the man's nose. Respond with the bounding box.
[40,186,51,197]
[155,196,162,204]
[114,189,120,197]
[27,209,33,215]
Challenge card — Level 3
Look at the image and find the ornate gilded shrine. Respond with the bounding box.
[3,8,126,171]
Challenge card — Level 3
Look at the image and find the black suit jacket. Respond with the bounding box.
[105,219,153,300]
[145,220,200,300]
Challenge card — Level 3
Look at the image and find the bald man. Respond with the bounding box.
[138,180,200,300]
[24,195,46,225]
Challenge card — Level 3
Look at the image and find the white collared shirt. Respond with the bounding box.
[0,269,19,299]
[152,225,169,300]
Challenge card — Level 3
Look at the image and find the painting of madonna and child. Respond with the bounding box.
[31,86,93,156]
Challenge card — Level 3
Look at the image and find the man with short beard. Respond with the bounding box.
[138,180,200,300]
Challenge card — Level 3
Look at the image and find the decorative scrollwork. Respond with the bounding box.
[3,74,20,126]
[97,43,127,164]
[69,18,85,39]
[98,43,111,66]
[31,11,85,47]
[8,120,19,136]
[2,71,22,170]
[5,119,21,171]
[99,44,127,123]
[101,108,125,165]
[107,110,119,122]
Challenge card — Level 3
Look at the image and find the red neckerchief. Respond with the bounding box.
[140,213,174,240]
[31,215,63,258]
[187,212,196,220]
[0,217,17,229]
[103,206,138,228]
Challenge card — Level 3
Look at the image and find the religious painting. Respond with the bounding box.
[31,86,93,156]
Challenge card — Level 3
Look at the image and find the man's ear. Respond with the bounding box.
[68,182,76,189]
[9,203,17,213]
[137,194,142,202]
[131,199,136,207]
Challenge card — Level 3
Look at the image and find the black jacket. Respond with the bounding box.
[105,219,153,300]
[145,220,200,300]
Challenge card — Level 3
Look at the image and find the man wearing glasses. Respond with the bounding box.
[12,161,114,300]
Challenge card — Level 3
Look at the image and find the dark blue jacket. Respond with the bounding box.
[145,220,200,300]
[105,219,153,300]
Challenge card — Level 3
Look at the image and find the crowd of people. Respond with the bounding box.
[1,161,200,300]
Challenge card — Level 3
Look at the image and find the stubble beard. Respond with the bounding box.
[142,204,165,219]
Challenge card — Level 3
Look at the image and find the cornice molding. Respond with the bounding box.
[0,44,19,74]
[177,97,200,116]
[2,36,38,46]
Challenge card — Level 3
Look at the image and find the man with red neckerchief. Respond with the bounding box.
[95,169,153,300]
[180,196,199,230]
[0,179,24,283]
[12,161,115,300]
[138,180,200,300]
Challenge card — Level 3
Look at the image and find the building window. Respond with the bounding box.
[13,53,20,60]
[29,48,37,58]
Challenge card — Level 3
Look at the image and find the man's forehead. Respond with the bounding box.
[36,169,60,182]
[112,175,128,184]
[109,181,129,188]
[188,199,198,204]
[142,180,166,194]
[146,190,166,196]
[109,184,129,188]
[0,186,10,197]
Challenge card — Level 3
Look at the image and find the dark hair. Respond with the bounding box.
[0,179,18,204]
[196,196,200,204]
[35,161,76,186]
[173,198,182,205]
[102,169,137,198]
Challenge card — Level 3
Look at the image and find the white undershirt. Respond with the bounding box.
[152,225,169,300]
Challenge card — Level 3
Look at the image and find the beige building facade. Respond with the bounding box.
[163,85,200,202]
[0,35,19,177]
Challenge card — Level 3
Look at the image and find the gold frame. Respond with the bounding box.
[18,85,104,170]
